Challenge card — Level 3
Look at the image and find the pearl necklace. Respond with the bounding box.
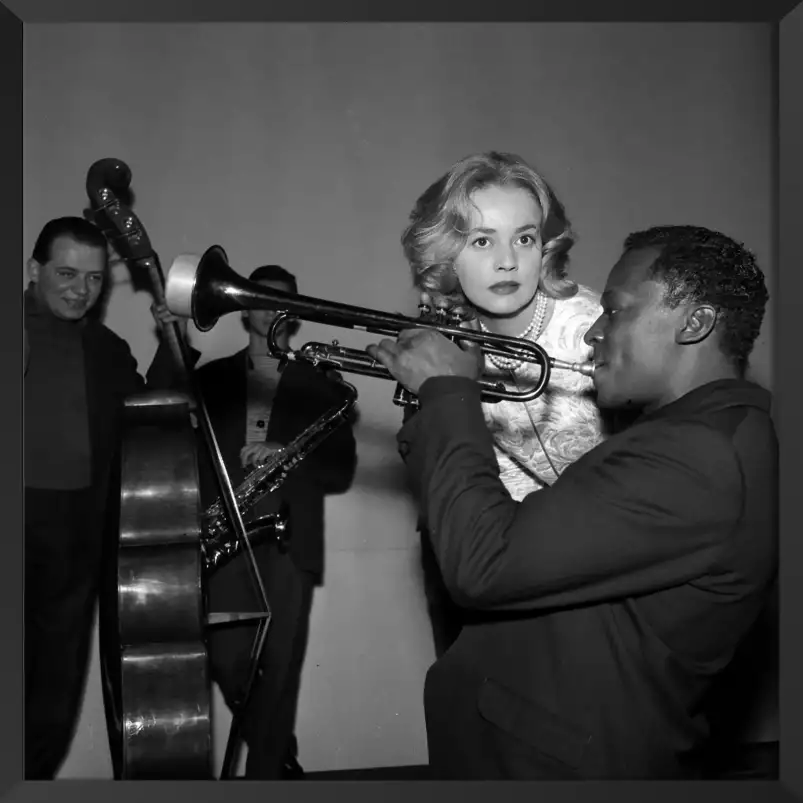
[480,290,548,372]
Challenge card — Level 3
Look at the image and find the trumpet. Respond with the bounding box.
[164,245,595,406]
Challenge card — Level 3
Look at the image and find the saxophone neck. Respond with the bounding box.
[325,367,357,398]
[323,371,358,416]
[337,377,358,409]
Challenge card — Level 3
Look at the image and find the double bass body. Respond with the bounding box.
[112,391,212,779]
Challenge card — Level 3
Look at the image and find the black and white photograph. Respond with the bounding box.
[6,0,800,797]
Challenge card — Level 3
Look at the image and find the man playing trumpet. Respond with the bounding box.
[367,224,777,780]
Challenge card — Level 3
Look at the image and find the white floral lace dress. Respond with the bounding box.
[481,284,606,501]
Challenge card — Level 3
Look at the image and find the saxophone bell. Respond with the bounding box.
[202,506,292,574]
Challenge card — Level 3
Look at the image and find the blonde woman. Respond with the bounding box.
[401,151,609,653]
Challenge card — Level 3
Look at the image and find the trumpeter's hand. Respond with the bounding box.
[366,328,483,396]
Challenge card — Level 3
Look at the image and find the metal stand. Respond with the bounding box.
[205,610,273,779]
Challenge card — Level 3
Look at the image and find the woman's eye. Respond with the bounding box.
[519,234,534,246]
[472,237,490,248]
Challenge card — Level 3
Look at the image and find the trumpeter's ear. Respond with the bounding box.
[676,304,717,345]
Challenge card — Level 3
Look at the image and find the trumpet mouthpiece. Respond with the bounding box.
[551,358,596,377]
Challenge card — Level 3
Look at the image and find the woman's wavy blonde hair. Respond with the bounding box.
[401,151,578,319]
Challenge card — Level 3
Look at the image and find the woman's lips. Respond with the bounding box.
[488,282,520,295]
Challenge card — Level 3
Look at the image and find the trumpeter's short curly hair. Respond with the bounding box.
[623,225,768,374]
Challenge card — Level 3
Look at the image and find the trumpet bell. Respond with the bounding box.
[164,253,201,322]
[166,245,257,332]
[166,244,391,336]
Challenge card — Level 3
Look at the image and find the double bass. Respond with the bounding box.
[84,159,355,779]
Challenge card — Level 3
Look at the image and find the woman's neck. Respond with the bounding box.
[478,292,552,339]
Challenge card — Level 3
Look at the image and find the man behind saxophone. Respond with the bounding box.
[367,224,778,779]
[171,264,358,779]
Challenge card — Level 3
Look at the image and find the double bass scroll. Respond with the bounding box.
[85,159,189,378]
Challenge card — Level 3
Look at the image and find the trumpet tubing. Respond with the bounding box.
[291,340,596,381]
[165,246,595,405]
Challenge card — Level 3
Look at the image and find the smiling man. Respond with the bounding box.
[367,224,778,780]
[23,216,186,780]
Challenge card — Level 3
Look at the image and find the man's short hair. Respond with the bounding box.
[31,216,109,265]
[623,225,768,374]
[248,264,298,294]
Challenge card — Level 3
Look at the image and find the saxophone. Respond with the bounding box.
[200,374,357,573]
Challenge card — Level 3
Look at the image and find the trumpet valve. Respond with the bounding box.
[329,340,349,357]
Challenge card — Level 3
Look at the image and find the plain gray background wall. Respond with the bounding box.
[23,22,774,777]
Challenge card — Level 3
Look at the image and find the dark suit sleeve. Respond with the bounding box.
[110,332,202,398]
[292,371,357,495]
[111,337,148,398]
[189,359,230,509]
[144,339,202,390]
[398,376,741,612]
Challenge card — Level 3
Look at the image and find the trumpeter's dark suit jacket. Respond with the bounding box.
[398,377,778,780]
